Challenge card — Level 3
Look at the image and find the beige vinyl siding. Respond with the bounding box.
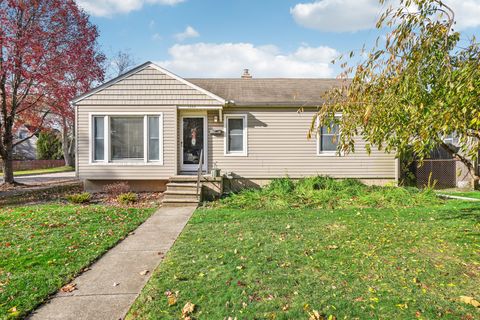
[207,108,396,179]
[76,66,222,180]
[76,66,222,106]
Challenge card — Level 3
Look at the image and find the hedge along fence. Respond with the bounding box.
[0,160,65,172]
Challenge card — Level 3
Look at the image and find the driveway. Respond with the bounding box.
[0,171,79,199]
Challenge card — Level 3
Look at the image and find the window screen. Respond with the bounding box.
[227,118,244,152]
[148,116,160,161]
[110,117,144,160]
[320,123,339,152]
[93,116,105,161]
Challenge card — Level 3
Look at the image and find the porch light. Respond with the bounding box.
[213,115,219,123]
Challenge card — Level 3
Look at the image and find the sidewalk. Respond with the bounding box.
[30,205,196,320]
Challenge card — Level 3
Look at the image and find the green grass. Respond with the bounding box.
[0,203,156,318]
[128,179,479,320]
[438,190,480,200]
[0,166,74,177]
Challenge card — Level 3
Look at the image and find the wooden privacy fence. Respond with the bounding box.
[0,160,65,172]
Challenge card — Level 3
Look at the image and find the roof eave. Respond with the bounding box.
[228,101,324,107]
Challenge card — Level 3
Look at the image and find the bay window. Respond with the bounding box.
[91,113,162,164]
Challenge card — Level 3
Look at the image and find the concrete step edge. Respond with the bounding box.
[166,182,198,187]
[165,190,199,195]
[163,198,199,203]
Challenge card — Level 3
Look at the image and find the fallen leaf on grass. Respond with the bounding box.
[459,296,480,308]
[182,302,195,318]
[396,303,408,310]
[60,283,77,292]
[308,310,323,320]
[326,245,339,250]
[8,306,19,317]
[165,290,178,306]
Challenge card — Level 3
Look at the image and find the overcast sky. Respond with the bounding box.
[75,0,480,78]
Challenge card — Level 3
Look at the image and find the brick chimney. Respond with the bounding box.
[241,68,252,79]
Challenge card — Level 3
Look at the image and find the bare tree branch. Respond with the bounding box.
[13,110,50,147]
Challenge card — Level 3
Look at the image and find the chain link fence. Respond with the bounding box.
[413,159,471,189]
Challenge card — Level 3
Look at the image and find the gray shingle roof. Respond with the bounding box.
[187,78,345,106]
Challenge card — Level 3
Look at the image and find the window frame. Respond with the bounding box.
[224,114,248,156]
[443,132,458,146]
[89,112,163,165]
[316,114,342,157]
[93,116,107,161]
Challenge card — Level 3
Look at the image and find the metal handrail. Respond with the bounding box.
[196,149,203,198]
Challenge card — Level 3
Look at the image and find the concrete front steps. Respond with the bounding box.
[163,176,201,206]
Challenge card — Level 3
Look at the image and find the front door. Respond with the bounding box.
[181,116,207,172]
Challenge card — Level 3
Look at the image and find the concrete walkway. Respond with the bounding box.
[30,205,196,320]
[436,193,480,202]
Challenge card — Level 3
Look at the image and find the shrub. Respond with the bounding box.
[37,130,63,160]
[214,176,440,210]
[103,182,130,195]
[266,178,295,194]
[66,192,91,204]
[117,192,138,205]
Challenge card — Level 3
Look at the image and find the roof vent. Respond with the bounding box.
[241,69,252,79]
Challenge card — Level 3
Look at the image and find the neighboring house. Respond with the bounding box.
[72,62,398,197]
[13,125,37,160]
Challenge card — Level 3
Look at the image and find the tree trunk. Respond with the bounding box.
[61,116,75,167]
[62,133,74,167]
[1,113,15,185]
[1,143,15,184]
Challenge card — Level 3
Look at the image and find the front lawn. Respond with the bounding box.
[129,179,479,319]
[0,203,156,318]
[0,166,74,177]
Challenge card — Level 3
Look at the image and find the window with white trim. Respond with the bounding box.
[92,114,162,163]
[443,132,458,146]
[225,115,247,155]
[318,122,340,154]
[93,116,105,161]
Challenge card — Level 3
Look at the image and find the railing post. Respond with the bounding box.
[196,149,203,199]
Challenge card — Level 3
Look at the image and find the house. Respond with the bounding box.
[13,125,38,160]
[72,62,399,203]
